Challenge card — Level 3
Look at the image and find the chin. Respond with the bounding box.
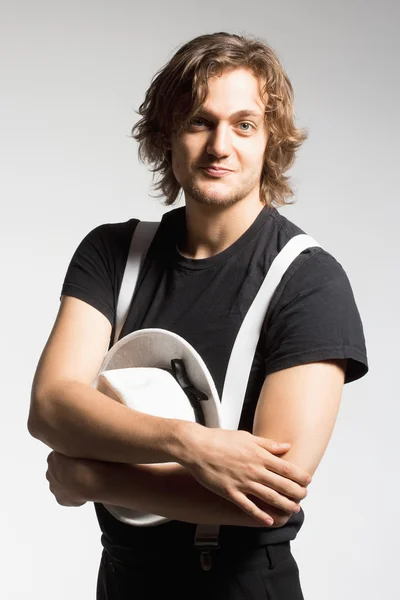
[191,194,243,208]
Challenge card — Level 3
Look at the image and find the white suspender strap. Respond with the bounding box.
[221,233,322,429]
[194,234,322,564]
[113,221,160,345]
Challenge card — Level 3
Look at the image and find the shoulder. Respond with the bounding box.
[260,208,345,299]
[260,209,368,384]
[61,217,140,325]
[72,218,141,277]
[77,218,139,256]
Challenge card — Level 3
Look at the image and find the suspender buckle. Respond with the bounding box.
[194,543,220,571]
[200,549,212,571]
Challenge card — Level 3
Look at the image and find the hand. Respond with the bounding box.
[183,428,311,526]
[46,451,95,507]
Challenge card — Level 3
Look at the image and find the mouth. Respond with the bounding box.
[201,167,233,177]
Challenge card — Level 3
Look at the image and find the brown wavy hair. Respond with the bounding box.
[131,32,308,207]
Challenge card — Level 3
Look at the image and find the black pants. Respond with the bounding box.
[96,540,305,599]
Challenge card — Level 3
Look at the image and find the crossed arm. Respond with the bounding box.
[74,358,346,528]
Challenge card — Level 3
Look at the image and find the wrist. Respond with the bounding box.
[75,458,111,503]
[167,419,206,467]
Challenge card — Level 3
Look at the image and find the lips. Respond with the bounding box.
[202,166,232,172]
[202,166,233,176]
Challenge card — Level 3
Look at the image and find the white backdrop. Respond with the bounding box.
[1,1,399,598]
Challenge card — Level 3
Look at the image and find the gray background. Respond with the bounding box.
[1,1,399,598]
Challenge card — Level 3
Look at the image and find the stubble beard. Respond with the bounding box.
[183,170,261,208]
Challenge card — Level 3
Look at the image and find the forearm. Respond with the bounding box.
[29,379,199,465]
[88,461,290,528]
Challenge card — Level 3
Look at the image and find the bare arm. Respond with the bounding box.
[253,360,346,478]
[251,359,347,524]
[85,460,287,527]
[35,296,312,524]
[73,359,345,526]
[28,295,197,465]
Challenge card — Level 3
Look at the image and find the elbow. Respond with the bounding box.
[27,381,83,456]
[27,414,38,437]
[28,393,42,437]
[27,387,54,442]
[27,399,64,453]
[270,513,291,528]
[27,412,46,440]
[263,505,296,529]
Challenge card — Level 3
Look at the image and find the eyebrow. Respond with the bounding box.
[195,108,264,121]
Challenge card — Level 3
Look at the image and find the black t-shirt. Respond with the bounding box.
[61,204,368,550]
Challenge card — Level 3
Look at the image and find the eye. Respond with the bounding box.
[238,122,254,132]
[189,117,206,127]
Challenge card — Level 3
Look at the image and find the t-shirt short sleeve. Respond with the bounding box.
[61,225,114,323]
[60,220,138,326]
[262,249,368,384]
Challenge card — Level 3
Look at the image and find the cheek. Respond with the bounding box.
[171,150,190,185]
[172,142,198,175]
[247,144,267,170]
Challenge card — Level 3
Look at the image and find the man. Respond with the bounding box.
[28,32,368,599]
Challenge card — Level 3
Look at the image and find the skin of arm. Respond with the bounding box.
[81,460,282,527]
[251,358,347,525]
[34,296,312,523]
[67,358,346,527]
[32,377,201,464]
[28,296,199,466]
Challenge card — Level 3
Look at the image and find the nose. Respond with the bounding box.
[206,124,232,158]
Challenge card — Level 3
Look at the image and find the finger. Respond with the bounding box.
[258,437,291,453]
[262,452,312,487]
[231,491,275,526]
[268,447,291,455]
[249,481,301,514]
[255,468,308,502]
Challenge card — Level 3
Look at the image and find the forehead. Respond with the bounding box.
[199,68,267,119]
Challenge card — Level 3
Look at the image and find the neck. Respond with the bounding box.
[178,196,265,260]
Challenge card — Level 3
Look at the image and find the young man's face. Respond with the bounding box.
[170,67,268,209]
